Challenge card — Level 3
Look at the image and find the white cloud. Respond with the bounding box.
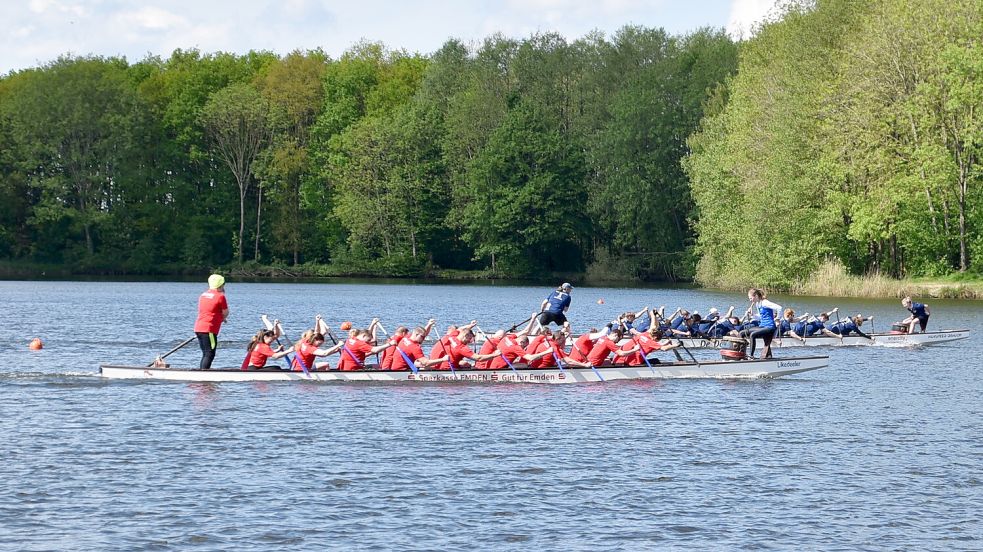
[1,0,751,74]
[726,0,782,39]
[114,7,188,31]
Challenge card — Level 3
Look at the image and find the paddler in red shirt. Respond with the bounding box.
[194,274,229,370]
[616,327,678,365]
[337,323,390,371]
[244,329,292,370]
[486,314,553,369]
[291,332,342,371]
[586,328,639,366]
[474,329,504,369]
[429,328,499,370]
[567,325,611,363]
[390,320,447,371]
[380,326,409,370]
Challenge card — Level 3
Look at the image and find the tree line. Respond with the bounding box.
[0,27,736,280]
[685,0,983,288]
[1,0,980,287]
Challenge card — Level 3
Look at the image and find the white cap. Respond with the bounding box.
[561,282,572,291]
[709,307,719,315]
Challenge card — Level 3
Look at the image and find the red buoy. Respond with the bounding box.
[29,338,43,350]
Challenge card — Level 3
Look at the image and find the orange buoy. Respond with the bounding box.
[340,321,352,331]
[597,298,605,305]
[29,338,43,350]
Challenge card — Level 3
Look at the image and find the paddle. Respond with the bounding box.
[629,335,658,375]
[148,335,195,367]
[261,315,298,372]
[676,338,702,368]
[435,338,457,376]
[508,312,540,333]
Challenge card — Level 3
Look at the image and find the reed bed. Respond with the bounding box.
[791,260,983,299]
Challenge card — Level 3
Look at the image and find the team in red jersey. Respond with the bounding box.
[206,292,699,373]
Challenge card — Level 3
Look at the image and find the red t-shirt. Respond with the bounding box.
[587,337,620,366]
[194,290,228,334]
[524,335,546,356]
[489,335,525,369]
[569,334,595,362]
[390,337,424,371]
[247,342,275,368]
[337,338,372,371]
[529,338,556,368]
[380,337,401,369]
[474,338,500,369]
[292,341,318,371]
[618,334,661,365]
[429,337,474,370]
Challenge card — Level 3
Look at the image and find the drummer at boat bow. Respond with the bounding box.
[901,297,930,333]
[539,283,573,327]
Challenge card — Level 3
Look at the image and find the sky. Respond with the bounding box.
[0,0,783,75]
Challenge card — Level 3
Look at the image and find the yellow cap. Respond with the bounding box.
[207,274,225,289]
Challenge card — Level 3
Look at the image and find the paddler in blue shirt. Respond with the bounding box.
[777,308,808,343]
[799,310,841,338]
[901,296,931,333]
[539,283,573,327]
[830,314,874,340]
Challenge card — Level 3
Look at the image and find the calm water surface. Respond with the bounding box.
[1,281,980,550]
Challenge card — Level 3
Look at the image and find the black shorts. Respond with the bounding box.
[539,311,567,326]
[916,315,929,332]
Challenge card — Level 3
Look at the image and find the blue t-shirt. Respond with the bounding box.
[544,291,571,314]
[801,320,826,336]
[634,318,651,332]
[831,321,860,336]
[758,304,778,329]
[908,302,928,318]
[778,319,793,335]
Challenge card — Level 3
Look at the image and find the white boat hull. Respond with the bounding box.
[675,329,969,349]
[100,356,828,383]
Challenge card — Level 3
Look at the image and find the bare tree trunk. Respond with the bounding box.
[255,185,263,261]
[238,182,247,263]
[958,160,968,272]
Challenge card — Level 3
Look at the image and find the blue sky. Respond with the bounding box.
[1,0,782,75]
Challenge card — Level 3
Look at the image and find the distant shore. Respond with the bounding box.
[2,260,980,299]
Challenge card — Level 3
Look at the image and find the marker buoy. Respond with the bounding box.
[597,299,605,305]
[29,338,43,350]
[340,321,352,331]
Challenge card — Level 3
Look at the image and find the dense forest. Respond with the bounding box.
[0,0,980,288]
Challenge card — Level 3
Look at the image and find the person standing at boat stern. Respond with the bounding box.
[741,288,782,359]
[539,283,573,327]
[901,296,931,333]
[194,274,229,370]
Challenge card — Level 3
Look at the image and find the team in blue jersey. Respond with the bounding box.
[531,284,939,360]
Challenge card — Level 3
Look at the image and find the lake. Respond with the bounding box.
[1,280,980,550]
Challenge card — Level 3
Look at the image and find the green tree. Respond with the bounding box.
[199,82,272,262]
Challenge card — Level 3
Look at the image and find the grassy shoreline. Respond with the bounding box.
[2,259,981,298]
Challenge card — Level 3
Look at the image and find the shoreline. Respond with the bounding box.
[2,261,980,298]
